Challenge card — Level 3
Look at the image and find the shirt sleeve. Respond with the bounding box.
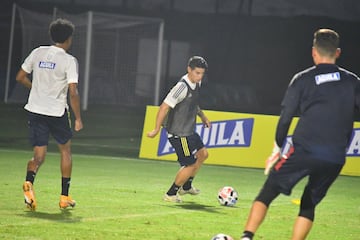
[355,77,360,111]
[66,56,79,84]
[21,49,37,73]
[275,75,301,147]
[163,81,188,108]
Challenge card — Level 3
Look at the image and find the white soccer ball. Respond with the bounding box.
[217,186,238,206]
[211,233,234,240]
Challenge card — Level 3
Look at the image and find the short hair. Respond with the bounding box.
[188,56,208,71]
[49,18,75,44]
[313,29,339,57]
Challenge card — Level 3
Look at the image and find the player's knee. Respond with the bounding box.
[196,148,208,162]
[255,181,280,207]
[32,156,45,165]
[298,207,315,222]
[298,188,316,221]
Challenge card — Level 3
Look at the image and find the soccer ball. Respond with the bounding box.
[217,186,238,206]
[211,233,234,240]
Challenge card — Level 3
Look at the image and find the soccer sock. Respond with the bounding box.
[241,231,254,240]
[61,177,71,196]
[182,177,194,190]
[25,171,36,184]
[166,183,180,196]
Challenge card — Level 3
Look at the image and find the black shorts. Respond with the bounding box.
[268,151,343,205]
[168,133,204,167]
[28,110,73,146]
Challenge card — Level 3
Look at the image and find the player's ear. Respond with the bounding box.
[335,48,341,59]
[311,47,316,58]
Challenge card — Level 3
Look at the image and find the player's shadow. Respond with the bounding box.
[165,201,223,213]
[19,209,82,223]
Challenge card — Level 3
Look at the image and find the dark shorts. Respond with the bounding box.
[168,133,204,167]
[268,151,343,205]
[28,110,72,146]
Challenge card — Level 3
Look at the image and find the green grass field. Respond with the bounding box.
[0,103,359,239]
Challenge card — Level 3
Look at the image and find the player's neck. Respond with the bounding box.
[54,43,68,51]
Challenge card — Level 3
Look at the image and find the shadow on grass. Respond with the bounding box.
[19,209,82,223]
[163,201,224,213]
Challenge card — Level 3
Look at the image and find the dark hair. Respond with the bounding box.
[188,56,208,71]
[313,29,339,57]
[49,18,75,44]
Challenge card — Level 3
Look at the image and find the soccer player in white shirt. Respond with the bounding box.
[16,18,83,211]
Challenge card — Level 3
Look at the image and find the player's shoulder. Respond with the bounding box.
[172,79,188,90]
[338,67,360,81]
[289,66,316,85]
[30,46,50,55]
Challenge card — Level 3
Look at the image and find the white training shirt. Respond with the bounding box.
[164,74,200,108]
[21,45,79,117]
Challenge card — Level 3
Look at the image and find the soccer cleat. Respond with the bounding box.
[163,194,182,203]
[59,195,76,209]
[178,186,200,195]
[23,181,36,211]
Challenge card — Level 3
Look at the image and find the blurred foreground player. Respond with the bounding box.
[147,56,211,202]
[16,18,83,210]
[241,29,360,239]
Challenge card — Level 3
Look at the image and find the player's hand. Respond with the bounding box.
[74,119,83,132]
[147,129,159,138]
[264,142,281,175]
[203,119,211,128]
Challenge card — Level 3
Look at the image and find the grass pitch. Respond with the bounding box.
[0,149,359,240]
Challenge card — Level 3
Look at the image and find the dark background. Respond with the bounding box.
[1,0,360,115]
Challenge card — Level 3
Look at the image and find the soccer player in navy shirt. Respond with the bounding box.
[240,29,360,239]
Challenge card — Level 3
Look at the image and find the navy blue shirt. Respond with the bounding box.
[276,64,360,164]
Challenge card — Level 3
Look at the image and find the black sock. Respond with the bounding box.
[241,231,254,239]
[25,171,36,184]
[166,183,180,196]
[182,177,194,190]
[61,177,71,196]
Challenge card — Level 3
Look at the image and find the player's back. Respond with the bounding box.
[292,64,360,163]
[24,45,78,117]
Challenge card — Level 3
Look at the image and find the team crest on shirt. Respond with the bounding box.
[39,61,56,69]
[314,72,340,85]
[157,118,254,156]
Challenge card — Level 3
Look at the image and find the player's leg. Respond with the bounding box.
[23,112,49,211]
[241,153,308,239]
[179,134,207,194]
[241,177,280,240]
[51,110,75,209]
[58,140,76,208]
[178,147,207,195]
[291,161,343,240]
[164,135,200,201]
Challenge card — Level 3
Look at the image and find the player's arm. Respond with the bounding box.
[264,76,300,175]
[275,77,301,146]
[16,69,32,89]
[197,106,211,128]
[68,83,83,132]
[147,102,170,138]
